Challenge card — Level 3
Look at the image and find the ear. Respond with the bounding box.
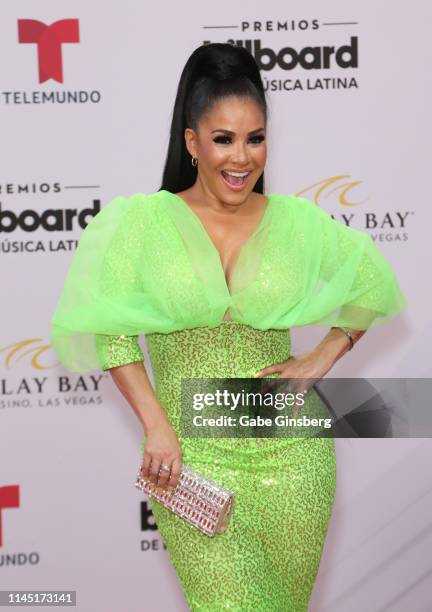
[184,128,198,158]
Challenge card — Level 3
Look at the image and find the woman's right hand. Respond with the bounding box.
[140,417,183,493]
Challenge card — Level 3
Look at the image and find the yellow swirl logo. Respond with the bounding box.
[0,339,57,370]
[296,175,370,207]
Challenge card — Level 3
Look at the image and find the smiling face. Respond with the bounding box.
[184,95,267,204]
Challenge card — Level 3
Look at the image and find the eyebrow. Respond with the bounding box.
[210,127,265,135]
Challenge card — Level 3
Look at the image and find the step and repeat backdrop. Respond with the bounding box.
[1,2,431,611]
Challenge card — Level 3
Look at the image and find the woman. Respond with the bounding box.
[51,43,406,610]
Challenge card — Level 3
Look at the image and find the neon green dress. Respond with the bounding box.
[50,190,406,611]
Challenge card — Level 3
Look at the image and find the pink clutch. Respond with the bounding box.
[135,464,235,537]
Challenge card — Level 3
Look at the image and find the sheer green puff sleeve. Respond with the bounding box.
[92,196,145,371]
[50,195,150,372]
[289,197,407,330]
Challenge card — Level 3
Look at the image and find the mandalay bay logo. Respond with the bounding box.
[0,338,105,409]
[296,176,414,243]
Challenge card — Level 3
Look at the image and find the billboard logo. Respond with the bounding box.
[18,19,80,83]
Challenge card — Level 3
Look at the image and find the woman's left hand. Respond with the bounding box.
[254,350,334,416]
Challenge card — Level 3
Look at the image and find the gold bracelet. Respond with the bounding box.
[337,326,354,350]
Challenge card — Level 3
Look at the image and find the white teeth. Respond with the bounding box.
[223,171,250,178]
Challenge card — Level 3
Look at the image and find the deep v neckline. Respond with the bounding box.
[164,189,275,296]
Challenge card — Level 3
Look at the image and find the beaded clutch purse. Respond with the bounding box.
[135,464,235,537]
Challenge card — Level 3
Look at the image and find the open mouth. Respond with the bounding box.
[221,170,252,189]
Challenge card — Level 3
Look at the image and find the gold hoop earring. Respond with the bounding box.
[191,156,198,167]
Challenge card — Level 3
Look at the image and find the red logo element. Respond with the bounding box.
[17,19,80,83]
[0,486,20,547]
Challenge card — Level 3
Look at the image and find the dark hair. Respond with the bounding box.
[159,43,267,194]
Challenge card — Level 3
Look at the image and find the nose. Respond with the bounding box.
[230,140,250,166]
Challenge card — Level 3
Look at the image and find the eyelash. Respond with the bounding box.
[212,135,266,145]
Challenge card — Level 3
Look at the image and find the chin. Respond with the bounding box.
[219,188,252,204]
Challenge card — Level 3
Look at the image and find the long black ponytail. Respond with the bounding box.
[159,43,268,195]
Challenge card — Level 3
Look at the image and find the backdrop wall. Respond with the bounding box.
[1,2,431,611]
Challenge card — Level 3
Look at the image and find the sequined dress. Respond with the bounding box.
[100,323,337,611]
[50,189,406,611]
